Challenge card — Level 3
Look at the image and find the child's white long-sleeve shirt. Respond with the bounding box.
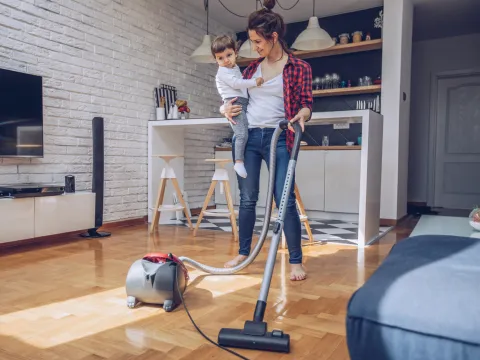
[215,65,257,100]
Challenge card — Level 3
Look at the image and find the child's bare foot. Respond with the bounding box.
[290,264,307,281]
[224,255,248,268]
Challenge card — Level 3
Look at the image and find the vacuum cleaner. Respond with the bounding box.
[125,119,303,355]
[125,252,189,311]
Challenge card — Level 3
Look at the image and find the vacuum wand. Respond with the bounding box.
[218,119,303,353]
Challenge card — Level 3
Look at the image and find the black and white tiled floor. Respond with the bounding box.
[164,214,392,246]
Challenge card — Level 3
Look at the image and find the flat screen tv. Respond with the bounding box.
[0,68,43,157]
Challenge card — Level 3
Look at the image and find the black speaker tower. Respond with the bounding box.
[80,117,111,238]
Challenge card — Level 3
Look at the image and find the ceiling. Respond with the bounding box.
[184,0,480,41]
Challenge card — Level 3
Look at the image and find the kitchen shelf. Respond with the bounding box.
[237,39,383,66]
[313,85,381,97]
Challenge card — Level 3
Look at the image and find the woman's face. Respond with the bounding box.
[248,30,277,57]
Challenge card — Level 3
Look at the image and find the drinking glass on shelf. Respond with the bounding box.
[332,73,340,88]
[325,74,332,89]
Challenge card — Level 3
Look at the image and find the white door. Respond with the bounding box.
[434,73,480,209]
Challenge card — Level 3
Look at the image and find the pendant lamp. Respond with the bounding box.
[191,34,215,63]
[190,0,215,63]
[291,1,334,51]
[238,40,260,59]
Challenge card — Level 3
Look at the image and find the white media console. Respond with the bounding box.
[0,192,95,244]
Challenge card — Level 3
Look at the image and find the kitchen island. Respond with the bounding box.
[148,110,383,247]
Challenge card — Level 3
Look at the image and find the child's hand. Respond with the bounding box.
[256,77,264,87]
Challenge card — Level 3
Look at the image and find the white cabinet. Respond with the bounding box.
[296,150,325,211]
[214,149,361,214]
[324,150,361,213]
[34,193,95,237]
[0,192,95,244]
[0,197,35,243]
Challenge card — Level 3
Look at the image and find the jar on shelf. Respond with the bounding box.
[352,31,363,43]
[338,33,350,45]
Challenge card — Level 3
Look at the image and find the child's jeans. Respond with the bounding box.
[226,96,249,162]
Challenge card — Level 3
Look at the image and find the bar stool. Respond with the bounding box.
[272,183,315,249]
[193,158,238,241]
[150,155,193,233]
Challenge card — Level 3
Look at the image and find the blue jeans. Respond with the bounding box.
[232,127,302,264]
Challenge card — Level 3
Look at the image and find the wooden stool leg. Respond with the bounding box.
[294,183,315,244]
[304,220,314,245]
[150,178,167,233]
[194,180,217,237]
[171,178,193,230]
[223,179,238,242]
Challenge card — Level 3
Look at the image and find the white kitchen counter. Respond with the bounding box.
[148,110,383,247]
[148,110,368,128]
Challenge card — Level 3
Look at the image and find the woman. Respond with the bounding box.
[222,0,312,281]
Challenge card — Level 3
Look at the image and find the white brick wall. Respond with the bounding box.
[0,0,234,222]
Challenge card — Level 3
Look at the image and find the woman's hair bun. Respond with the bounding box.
[263,0,275,10]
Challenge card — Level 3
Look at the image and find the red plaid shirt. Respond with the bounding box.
[242,53,313,153]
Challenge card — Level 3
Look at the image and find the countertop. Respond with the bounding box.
[215,145,361,151]
[149,110,377,128]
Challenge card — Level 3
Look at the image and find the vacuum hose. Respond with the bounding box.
[179,119,303,275]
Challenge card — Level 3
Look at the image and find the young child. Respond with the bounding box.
[211,35,264,178]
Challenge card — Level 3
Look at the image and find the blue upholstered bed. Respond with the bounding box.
[346,235,480,360]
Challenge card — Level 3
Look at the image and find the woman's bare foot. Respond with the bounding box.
[224,255,248,268]
[290,264,307,281]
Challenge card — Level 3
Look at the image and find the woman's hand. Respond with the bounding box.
[288,108,310,133]
[222,97,242,125]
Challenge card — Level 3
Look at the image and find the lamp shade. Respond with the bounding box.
[190,34,215,63]
[238,40,260,59]
[291,16,334,51]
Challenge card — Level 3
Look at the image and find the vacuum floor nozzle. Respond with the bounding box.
[218,321,290,353]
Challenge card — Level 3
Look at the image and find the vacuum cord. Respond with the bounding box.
[178,124,282,274]
[175,269,251,360]
[174,120,301,358]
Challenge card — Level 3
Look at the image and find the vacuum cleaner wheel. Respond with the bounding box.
[127,296,138,309]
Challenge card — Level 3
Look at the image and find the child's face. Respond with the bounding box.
[214,48,237,68]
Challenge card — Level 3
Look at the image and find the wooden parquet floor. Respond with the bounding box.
[0,218,415,360]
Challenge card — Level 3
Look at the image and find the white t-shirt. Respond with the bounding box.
[246,66,285,128]
[215,65,257,100]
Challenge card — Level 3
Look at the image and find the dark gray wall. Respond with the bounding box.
[408,32,480,203]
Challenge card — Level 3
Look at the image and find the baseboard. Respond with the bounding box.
[408,201,427,207]
[380,218,397,226]
[380,214,408,227]
[100,216,147,229]
[0,216,147,253]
